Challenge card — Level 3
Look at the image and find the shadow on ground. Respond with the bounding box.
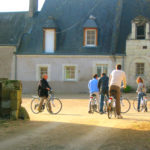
[0,120,150,150]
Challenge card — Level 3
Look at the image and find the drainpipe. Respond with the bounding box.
[15,52,17,80]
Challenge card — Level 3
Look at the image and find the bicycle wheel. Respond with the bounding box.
[107,105,112,119]
[47,98,62,114]
[113,108,117,118]
[146,100,150,112]
[31,98,40,114]
[103,103,107,113]
[133,98,143,111]
[120,98,131,113]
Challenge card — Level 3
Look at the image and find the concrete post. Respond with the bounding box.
[146,23,150,40]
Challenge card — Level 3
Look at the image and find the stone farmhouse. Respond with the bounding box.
[0,0,150,93]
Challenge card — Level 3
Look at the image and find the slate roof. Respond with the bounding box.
[17,0,120,55]
[0,12,29,46]
[83,16,98,28]
[0,0,150,55]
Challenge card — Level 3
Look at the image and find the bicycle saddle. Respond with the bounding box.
[110,90,117,96]
[91,94,96,97]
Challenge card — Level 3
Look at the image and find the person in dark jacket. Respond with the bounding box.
[38,74,52,112]
[98,73,109,114]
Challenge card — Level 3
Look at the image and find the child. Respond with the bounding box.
[136,76,146,112]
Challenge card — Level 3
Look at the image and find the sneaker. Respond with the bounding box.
[88,110,93,114]
[100,111,104,114]
[137,109,140,112]
[117,115,123,119]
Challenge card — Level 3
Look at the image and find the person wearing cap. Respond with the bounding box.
[38,74,52,112]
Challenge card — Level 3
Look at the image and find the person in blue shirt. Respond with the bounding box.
[88,74,99,113]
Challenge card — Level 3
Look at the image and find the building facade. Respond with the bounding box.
[0,0,150,93]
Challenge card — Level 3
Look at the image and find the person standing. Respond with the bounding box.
[88,74,99,113]
[109,64,127,119]
[136,76,146,112]
[98,73,109,114]
[38,74,52,112]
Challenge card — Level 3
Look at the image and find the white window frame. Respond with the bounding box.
[36,64,51,81]
[135,63,145,76]
[96,64,108,76]
[44,28,56,53]
[85,29,97,47]
[62,64,78,81]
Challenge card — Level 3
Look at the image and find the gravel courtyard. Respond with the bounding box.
[0,93,150,150]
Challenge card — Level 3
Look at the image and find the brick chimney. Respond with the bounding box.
[29,0,38,17]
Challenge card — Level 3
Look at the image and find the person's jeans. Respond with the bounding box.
[100,90,109,113]
[137,92,145,110]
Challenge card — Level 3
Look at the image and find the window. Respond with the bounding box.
[84,28,97,46]
[137,25,145,39]
[63,65,77,81]
[136,63,144,76]
[40,67,48,79]
[43,29,56,53]
[36,64,50,81]
[96,64,108,76]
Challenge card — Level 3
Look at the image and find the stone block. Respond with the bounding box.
[19,107,30,120]
[0,108,10,119]
[8,80,22,90]
[10,110,19,120]
[10,90,22,110]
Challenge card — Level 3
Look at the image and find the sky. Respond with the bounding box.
[0,0,45,12]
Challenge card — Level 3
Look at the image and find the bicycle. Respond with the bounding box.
[103,95,131,114]
[133,95,149,112]
[107,94,117,119]
[31,91,62,115]
[89,94,98,113]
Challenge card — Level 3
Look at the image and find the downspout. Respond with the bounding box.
[14,52,17,80]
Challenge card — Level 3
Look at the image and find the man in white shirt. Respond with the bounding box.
[109,64,127,119]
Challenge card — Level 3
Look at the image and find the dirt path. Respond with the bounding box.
[0,93,150,150]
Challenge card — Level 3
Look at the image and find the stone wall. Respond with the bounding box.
[16,55,123,93]
[0,79,29,120]
[125,40,150,89]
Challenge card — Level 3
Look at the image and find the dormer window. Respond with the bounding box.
[137,25,145,39]
[131,16,150,40]
[43,28,56,53]
[83,15,98,47]
[84,28,98,47]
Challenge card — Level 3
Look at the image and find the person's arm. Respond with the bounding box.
[123,72,127,88]
[107,76,109,88]
[98,78,101,90]
[46,81,51,91]
[109,74,112,87]
[88,81,90,90]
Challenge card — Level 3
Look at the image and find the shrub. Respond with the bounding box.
[123,85,132,93]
